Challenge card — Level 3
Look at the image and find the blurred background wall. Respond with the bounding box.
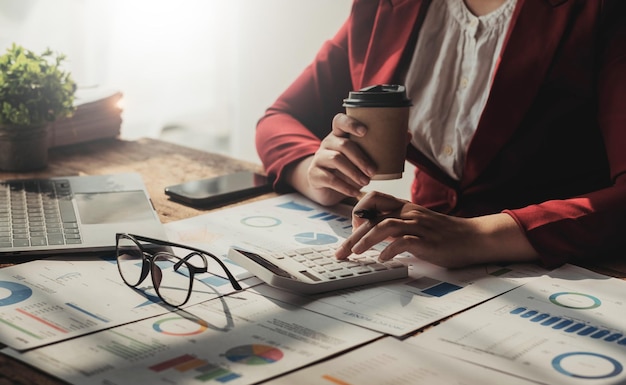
[0,0,413,199]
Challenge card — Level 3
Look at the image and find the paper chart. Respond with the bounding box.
[266,336,537,385]
[408,264,626,385]
[0,256,247,350]
[165,194,354,262]
[3,290,380,385]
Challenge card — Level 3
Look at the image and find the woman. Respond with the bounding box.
[255,0,626,268]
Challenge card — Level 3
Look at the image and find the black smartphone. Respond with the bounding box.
[164,171,272,208]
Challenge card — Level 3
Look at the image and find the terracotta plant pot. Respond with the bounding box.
[0,124,49,171]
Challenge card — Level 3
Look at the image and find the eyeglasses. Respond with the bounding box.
[115,233,242,307]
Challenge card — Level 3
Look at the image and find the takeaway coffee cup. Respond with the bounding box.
[342,84,412,180]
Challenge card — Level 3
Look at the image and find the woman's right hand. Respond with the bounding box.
[295,113,377,206]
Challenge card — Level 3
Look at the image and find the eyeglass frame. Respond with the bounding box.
[115,233,242,307]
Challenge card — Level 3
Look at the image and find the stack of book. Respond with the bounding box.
[48,87,123,148]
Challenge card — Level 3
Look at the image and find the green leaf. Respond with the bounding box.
[0,43,76,126]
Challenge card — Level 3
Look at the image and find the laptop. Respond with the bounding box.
[0,173,168,258]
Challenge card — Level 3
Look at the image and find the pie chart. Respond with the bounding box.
[549,292,601,309]
[552,352,623,379]
[241,216,281,228]
[0,281,33,306]
[224,344,284,365]
[152,316,209,336]
[294,232,338,245]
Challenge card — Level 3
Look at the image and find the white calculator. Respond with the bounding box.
[228,246,408,294]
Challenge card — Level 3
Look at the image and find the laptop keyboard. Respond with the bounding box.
[0,179,82,248]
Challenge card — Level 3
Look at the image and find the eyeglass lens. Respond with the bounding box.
[151,253,194,306]
[116,235,201,307]
[116,235,146,287]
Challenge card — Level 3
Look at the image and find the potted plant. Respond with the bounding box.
[0,43,76,171]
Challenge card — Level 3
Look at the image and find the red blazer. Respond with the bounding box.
[256,0,626,267]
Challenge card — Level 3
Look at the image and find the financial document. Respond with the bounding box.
[0,256,249,350]
[407,264,626,385]
[4,290,380,385]
[165,194,356,261]
[267,336,537,385]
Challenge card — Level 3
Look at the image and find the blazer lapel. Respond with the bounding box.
[462,0,574,188]
[359,0,429,87]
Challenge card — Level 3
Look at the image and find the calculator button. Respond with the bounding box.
[305,253,324,261]
[350,266,372,275]
[336,269,354,278]
[321,272,337,280]
[370,263,389,271]
[384,261,406,269]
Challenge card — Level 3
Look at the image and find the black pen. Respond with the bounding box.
[354,209,378,220]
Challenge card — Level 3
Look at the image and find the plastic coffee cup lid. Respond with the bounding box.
[343,84,412,108]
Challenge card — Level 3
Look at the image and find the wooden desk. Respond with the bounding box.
[1,138,271,225]
[0,138,273,384]
[0,138,624,384]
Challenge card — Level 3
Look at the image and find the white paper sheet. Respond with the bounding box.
[165,193,355,262]
[3,290,380,385]
[408,264,626,385]
[266,336,538,385]
[0,256,250,350]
